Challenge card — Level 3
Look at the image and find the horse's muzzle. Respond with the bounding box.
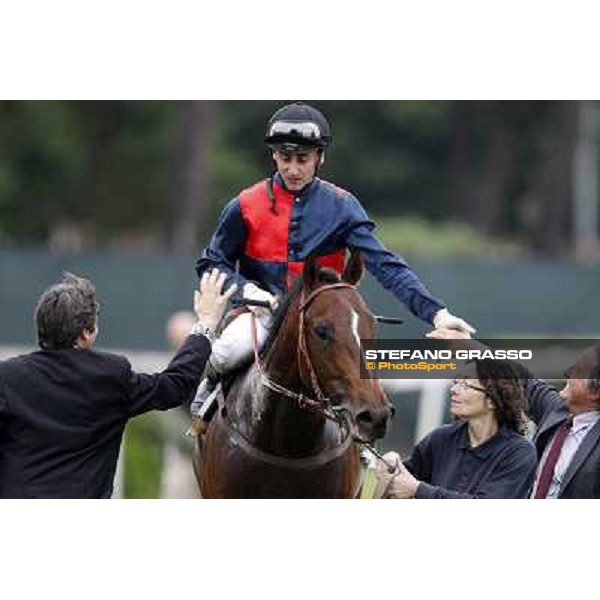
[355,405,392,441]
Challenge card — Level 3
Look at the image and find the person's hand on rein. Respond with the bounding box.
[194,269,237,332]
[374,451,420,499]
[387,466,420,499]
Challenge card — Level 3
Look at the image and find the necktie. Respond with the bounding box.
[534,418,573,499]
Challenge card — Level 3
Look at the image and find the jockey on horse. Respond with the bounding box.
[192,102,475,429]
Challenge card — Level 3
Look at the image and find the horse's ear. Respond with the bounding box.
[342,249,364,285]
[302,254,321,289]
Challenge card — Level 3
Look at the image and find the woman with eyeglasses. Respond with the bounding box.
[384,359,537,499]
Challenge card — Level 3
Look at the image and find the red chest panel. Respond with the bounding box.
[239,179,346,289]
[239,179,294,262]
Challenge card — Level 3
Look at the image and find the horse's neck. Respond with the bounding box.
[247,311,338,457]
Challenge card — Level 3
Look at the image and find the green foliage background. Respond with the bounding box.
[1,100,584,256]
[123,413,164,499]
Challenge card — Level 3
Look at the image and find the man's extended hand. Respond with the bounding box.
[243,283,278,318]
[433,308,476,335]
[194,269,237,331]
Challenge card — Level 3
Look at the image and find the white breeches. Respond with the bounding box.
[209,312,271,374]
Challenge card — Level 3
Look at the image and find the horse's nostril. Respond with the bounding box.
[356,408,390,441]
[389,404,396,419]
[356,411,374,424]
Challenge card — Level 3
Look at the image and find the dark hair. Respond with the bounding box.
[474,359,529,435]
[35,272,99,349]
[582,345,600,409]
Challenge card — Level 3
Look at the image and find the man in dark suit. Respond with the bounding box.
[0,269,236,498]
[527,345,600,498]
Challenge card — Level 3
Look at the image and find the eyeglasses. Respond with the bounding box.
[452,378,487,393]
[268,120,322,140]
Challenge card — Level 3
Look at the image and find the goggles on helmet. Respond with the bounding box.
[267,120,323,142]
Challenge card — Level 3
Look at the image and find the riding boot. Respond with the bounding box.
[190,362,222,423]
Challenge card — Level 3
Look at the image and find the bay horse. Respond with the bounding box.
[194,251,393,498]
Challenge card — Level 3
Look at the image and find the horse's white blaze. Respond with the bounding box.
[351,309,361,349]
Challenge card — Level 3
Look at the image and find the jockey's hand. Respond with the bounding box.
[194,269,237,331]
[433,308,476,335]
[243,283,278,318]
[426,328,472,340]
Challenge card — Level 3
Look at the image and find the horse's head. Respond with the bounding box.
[298,251,393,442]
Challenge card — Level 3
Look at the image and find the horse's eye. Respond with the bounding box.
[314,324,331,341]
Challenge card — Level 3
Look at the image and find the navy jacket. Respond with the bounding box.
[0,335,211,499]
[196,174,445,324]
[527,379,600,498]
[405,421,537,499]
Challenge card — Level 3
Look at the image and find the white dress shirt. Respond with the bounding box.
[532,411,600,498]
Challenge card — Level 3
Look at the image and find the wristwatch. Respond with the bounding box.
[190,321,216,343]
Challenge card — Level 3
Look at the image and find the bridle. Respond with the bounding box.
[251,282,357,428]
[246,280,398,472]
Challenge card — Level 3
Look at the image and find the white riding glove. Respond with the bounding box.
[433,308,476,335]
[243,283,278,318]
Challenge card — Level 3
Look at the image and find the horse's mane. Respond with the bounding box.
[259,268,342,360]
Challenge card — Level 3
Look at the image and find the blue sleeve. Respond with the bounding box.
[404,432,434,481]
[195,197,249,293]
[415,441,537,499]
[342,195,445,324]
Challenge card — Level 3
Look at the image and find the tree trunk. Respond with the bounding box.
[517,101,579,256]
[168,101,218,254]
[446,101,474,222]
[447,101,515,235]
[473,102,515,235]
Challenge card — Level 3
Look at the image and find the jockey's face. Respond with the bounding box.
[272,149,322,192]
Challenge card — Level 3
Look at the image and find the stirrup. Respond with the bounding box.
[190,370,219,415]
[197,383,221,422]
[186,381,221,437]
[190,375,221,415]
[185,382,221,437]
[188,362,222,437]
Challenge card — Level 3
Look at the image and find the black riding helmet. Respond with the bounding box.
[265,102,332,153]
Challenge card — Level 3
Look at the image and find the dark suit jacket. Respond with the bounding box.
[0,334,211,498]
[528,379,600,498]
